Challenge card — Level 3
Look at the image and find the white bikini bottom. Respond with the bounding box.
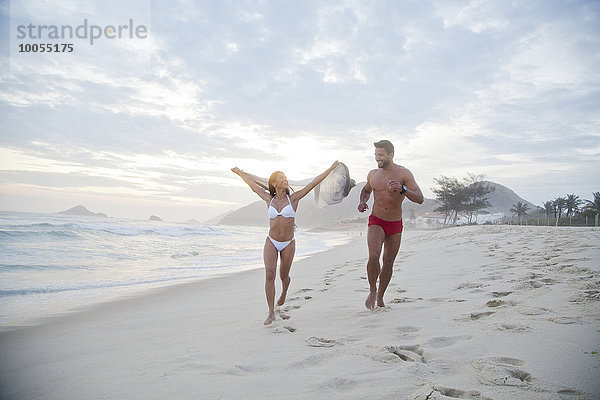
[268,236,295,252]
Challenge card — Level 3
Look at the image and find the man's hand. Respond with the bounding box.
[358,202,369,213]
[231,167,241,175]
[387,180,401,192]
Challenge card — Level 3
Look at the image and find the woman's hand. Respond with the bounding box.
[329,160,340,171]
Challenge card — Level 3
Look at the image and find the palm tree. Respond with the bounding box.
[584,192,600,214]
[584,192,600,226]
[565,194,582,218]
[510,202,530,225]
[543,201,554,226]
[553,197,566,226]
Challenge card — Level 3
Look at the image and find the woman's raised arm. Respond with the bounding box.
[231,167,271,202]
[291,161,340,202]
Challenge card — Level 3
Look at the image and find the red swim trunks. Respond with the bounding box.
[368,214,403,236]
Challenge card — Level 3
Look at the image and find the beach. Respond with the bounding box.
[1,225,599,399]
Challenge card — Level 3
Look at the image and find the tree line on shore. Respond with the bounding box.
[510,192,600,226]
[431,173,599,227]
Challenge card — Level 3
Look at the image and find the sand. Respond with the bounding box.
[1,225,599,399]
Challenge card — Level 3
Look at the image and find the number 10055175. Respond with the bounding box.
[18,43,73,52]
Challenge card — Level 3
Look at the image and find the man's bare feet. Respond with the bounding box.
[277,292,287,306]
[264,312,276,325]
[365,292,376,310]
[377,297,385,308]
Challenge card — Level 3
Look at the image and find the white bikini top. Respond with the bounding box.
[268,195,296,219]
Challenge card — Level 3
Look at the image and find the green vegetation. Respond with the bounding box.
[509,202,530,224]
[509,192,599,227]
[430,173,599,227]
[431,174,494,226]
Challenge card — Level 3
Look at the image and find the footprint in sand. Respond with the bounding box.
[397,325,420,333]
[492,291,512,297]
[471,357,532,387]
[548,316,581,325]
[497,323,531,332]
[486,300,505,308]
[281,304,302,312]
[272,326,296,334]
[457,282,486,290]
[469,311,495,321]
[371,345,426,364]
[416,386,494,400]
[556,389,589,397]
[390,297,423,304]
[306,337,339,347]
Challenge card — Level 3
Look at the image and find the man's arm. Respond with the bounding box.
[402,170,424,204]
[358,170,374,212]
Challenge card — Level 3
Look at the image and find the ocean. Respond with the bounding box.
[0,210,352,328]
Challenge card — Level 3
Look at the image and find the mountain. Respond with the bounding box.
[204,209,234,225]
[57,205,107,218]
[482,182,541,214]
[149,215,163,221]
[215,181,541,228]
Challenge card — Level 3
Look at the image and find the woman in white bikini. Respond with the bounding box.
[232,161,340,325]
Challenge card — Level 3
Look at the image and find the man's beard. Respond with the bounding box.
[378,159,390,168]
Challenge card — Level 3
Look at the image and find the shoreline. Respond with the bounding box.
[1,225,598,399]
[0,224,361,330]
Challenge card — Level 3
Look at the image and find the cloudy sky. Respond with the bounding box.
[1,0,599,222]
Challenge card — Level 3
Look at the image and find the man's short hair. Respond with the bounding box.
[374,140,394,155]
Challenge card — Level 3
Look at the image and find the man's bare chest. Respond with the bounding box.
[371,173,401,191]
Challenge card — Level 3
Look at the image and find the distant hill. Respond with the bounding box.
[215,181,540,228]
[482,181,541,214]
[204,209,234,225]
[149,215,163,221]
[57,205,107,218]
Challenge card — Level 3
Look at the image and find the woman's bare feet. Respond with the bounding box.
[264,312,276,325]
[277,276,291,306]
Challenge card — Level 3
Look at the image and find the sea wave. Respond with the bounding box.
[0,263,89,271]
[0,229,80,239]
[0,222,228,238]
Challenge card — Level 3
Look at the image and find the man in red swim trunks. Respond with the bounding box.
[358,140,424,310]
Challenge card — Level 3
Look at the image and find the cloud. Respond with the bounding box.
[1,0,599,219]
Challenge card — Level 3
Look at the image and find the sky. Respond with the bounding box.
[0,0,599,222]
